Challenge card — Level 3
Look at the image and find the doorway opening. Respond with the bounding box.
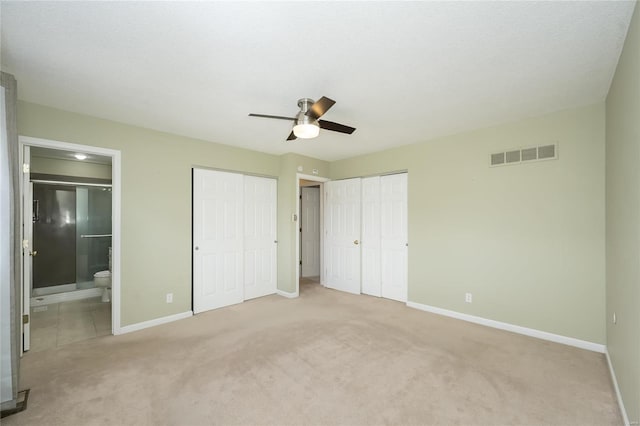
[296,173,329,296]
[299,181,320,292]
[19,136,121,352]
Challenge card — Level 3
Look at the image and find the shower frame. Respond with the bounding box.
[30,178,112,295]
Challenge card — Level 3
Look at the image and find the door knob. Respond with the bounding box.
[29,250,37,257]
[353,240,359,245]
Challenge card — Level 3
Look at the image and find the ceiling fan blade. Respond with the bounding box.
[319,119,356,134]
[306,96,336,119]
[286,131,297,141]
[249,113,296,121]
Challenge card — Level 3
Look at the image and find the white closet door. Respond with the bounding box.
[324,178,361,295]
[381,173,408,302]
[361,176,381,297]
[301,187,320,277]
[193,169,244,313]
[244,175,277,300]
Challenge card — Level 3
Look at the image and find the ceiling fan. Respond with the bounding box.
[249,96,356,141]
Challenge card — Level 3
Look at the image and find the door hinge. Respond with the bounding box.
[23,314,29,324]
[299,260,302,265]
[23,163,30,173]
[22,239,29,249]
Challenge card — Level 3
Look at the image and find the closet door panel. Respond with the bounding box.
[380,173,408,302]
[244,175,277,300]
[193,169,244,313]
[361,176,381,297]
[324,178,361,295]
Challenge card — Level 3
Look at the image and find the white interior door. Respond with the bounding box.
[21,146,31,351]
[324,178,361,295]
[361,176,381,297]
[243,175,277,300]
[193,169,244,313]
[301,186,320,277]
[381,173,408,302]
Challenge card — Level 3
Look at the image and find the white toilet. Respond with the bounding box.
[94,247,112,303]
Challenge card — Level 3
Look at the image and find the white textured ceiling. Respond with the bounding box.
[1,1,635,161]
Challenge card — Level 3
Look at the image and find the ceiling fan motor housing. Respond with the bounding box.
[294,98,320,138]
[297,98,315,110]
[296,98,318,123]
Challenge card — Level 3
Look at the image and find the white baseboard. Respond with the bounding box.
[406,301,606,353]
[115,311,193,335]
[606,349,631,426]
[276,289,298,299]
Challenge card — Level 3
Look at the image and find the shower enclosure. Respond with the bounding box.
[32,182,112,297]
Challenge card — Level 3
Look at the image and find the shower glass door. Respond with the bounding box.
[31,184,77,290]
[76,187,112,289]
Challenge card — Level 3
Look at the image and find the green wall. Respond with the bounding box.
[606,0,640,422]
[332,103,606,344]
[18,100,609,348]
[18,101,281,326]
[19,100,607,345]
[31,156,112,180]
[19,102,330,324]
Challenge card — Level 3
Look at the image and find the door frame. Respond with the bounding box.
[21,146,31,351]
[295,173,329,296]
[19,136,122,342]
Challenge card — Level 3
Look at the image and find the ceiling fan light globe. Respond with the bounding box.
[293,123,320,139]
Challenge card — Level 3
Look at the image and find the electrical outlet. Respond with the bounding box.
[166,293,173,303]
[465,293,472,303]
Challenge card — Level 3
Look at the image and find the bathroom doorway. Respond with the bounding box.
[31,179,112,351]
[20,137,122,352]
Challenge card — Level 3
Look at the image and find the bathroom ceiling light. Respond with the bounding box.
[74,153,87,160]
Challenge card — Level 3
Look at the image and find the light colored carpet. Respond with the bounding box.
[5,282,621,425]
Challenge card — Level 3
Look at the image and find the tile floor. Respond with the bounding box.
[30,297,111,352]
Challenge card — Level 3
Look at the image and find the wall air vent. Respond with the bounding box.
[538,144,556,159]
[490,143,558,167]
[490,152,505,166]
[505,150,520,163]
[521,147,537,161]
